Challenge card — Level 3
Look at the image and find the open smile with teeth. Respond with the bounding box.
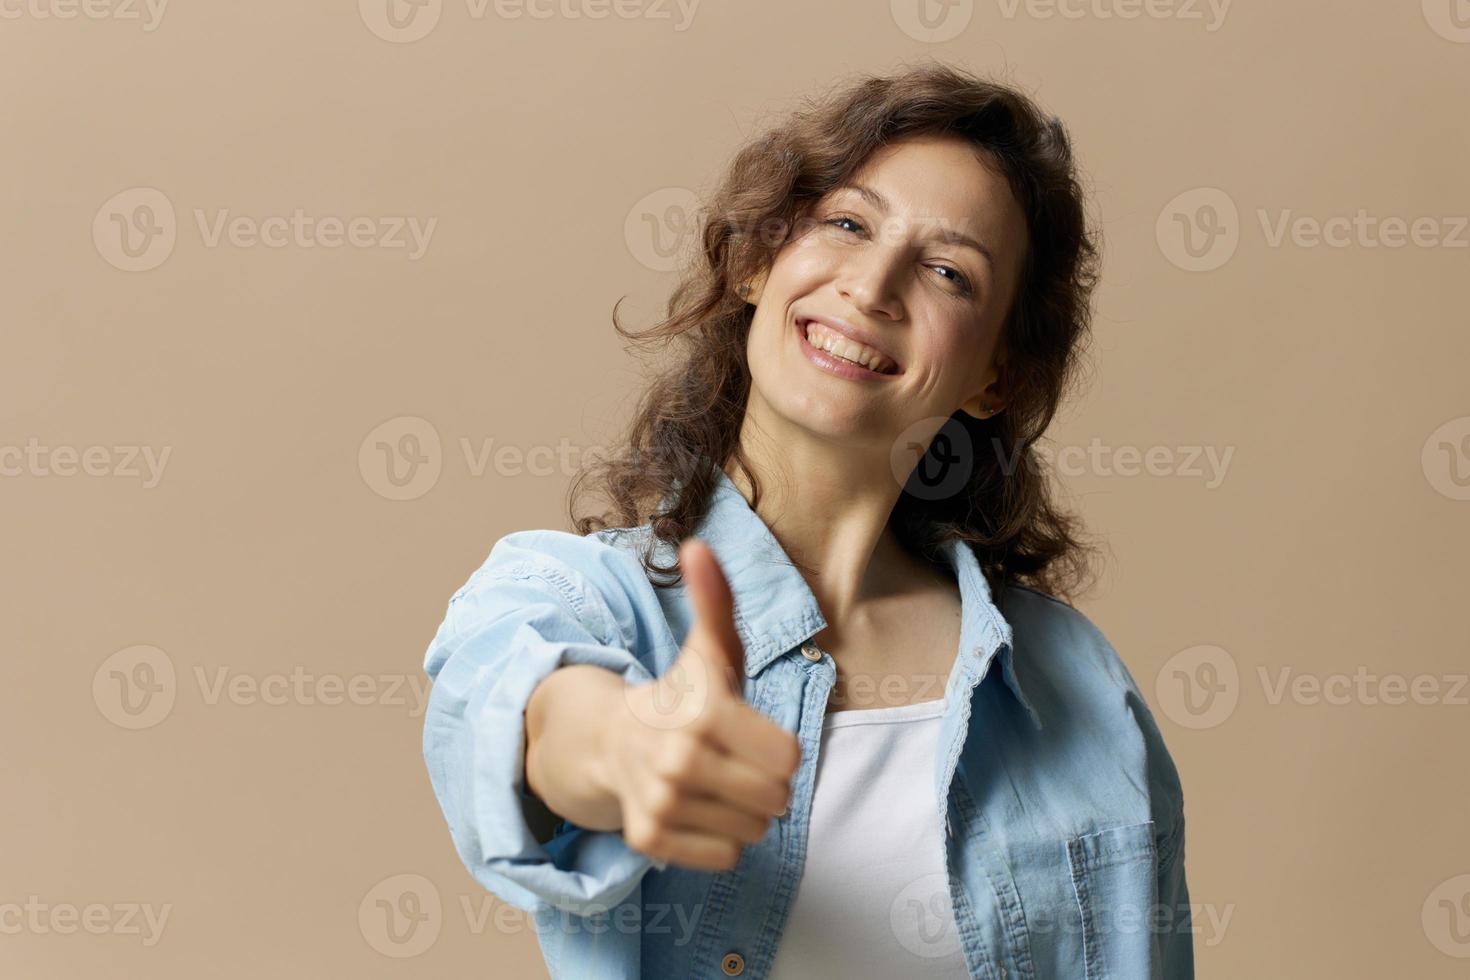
[800,319,899,375]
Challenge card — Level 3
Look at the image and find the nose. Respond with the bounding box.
[835,242,905,322]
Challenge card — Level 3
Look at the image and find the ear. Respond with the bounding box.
[959,350,1008,420]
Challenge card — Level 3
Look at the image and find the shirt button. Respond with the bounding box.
[721,951,746,975]
[799,643,821,662]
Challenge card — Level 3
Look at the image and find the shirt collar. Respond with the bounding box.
[681,468,1043,730]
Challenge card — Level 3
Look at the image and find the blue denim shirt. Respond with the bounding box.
[421,469,1193,979]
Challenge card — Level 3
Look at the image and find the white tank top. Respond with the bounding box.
[767,696,970,979]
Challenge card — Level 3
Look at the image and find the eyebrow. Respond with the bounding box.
[838,182,996,268]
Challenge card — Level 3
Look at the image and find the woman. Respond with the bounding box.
[421,62,1192,979]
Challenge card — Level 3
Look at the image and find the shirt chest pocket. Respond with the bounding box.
[1065,820,1160,980]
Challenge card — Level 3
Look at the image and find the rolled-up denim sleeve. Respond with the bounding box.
[421,531,662,916]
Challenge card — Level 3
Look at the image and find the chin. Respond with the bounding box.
[769,385,892,446]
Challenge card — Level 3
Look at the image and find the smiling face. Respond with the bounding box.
[740,135,1030,463]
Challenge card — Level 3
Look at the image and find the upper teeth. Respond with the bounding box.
[804,320,895,374]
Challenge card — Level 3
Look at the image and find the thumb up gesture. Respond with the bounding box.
[605,538,802,871]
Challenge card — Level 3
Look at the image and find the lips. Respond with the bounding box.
[795,314,902,376]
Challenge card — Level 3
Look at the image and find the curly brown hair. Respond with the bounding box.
[569,60,1105,605]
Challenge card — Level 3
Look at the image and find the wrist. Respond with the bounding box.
[579,668,631,802]
[525,664,627,815]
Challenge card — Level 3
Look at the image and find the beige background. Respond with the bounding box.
[3,1,1469,977]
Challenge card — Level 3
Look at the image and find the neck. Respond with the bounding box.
[721,395,929,626]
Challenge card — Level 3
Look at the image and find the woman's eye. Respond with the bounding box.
[825,215,865,235]
[932,264,973,294]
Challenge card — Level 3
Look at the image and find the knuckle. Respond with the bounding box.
[623,819,659,857]
[659,733,700,777]
[686,699,723,735]
[636,825,671,858]
[646,780,682,820]
[716,704,749,738]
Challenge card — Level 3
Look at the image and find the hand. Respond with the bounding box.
[601,537,802,872]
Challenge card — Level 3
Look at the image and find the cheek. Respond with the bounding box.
[746,306,788,378]
[920,323,992,393]
[748,246,830,358]
[772,234,838,280]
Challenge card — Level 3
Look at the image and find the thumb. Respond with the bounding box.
[678,537,746,701]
